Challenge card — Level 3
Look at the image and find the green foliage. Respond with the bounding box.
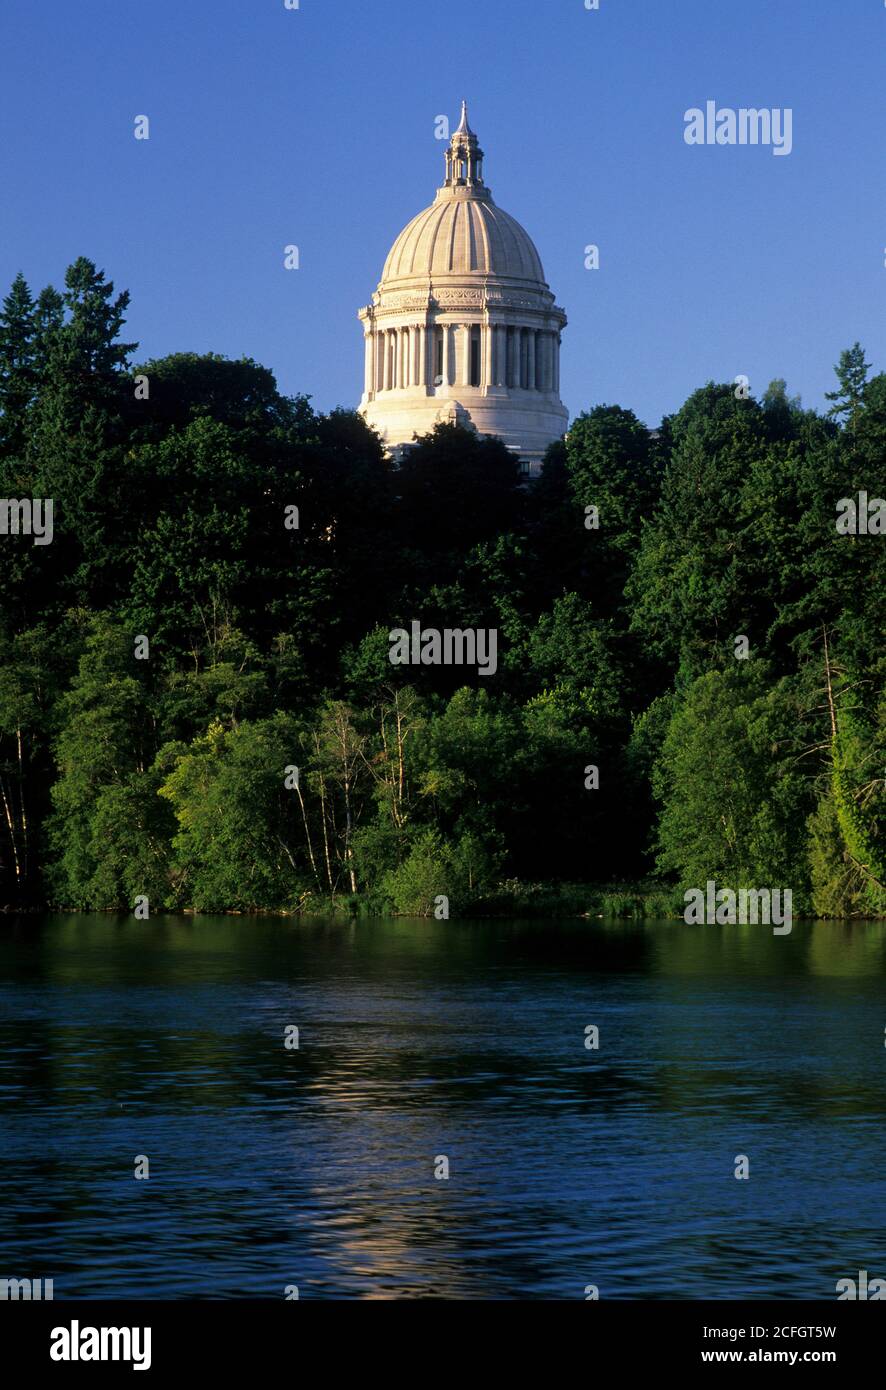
[0,272,38,455]
[0,260,882,919]
[159,715,308,912]
[807,792,879,919]
[564,404,660,614]
[46,616,169,908]
[379,825,502,916]
[652,667,813,905]
[381,829,455,916]
[825,342,870,429]
[826,682,885,904]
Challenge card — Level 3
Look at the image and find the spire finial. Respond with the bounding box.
[455,100,474,137]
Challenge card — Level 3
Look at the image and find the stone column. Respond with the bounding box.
[462,324,472,387]
[527,330,536,390]
[364,331,373,397]
[553,333,560,394]
[539,332,550,392]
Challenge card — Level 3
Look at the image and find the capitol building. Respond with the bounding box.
[358,104,568,474]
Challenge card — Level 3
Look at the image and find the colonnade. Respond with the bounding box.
[364,323,561,396]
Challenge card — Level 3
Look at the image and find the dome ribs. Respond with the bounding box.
[379,199,546,284]
[444,200,460,273]
[471,202,492,274]
[408,206,436,277]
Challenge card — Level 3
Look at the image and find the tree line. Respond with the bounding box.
[0,259,883,916]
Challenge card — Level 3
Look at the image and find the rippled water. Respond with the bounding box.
[1,914,885,1299]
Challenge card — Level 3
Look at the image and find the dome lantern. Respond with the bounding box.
[445,101,485,188]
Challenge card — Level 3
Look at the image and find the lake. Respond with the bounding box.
[1,914,885,1299]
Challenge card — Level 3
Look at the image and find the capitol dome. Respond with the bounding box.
[358,104,568,473]
[380,192,546,285]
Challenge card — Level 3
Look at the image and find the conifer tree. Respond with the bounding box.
[0,272,37,456]
[825,342,870,430]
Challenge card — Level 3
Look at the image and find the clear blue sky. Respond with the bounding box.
[1,0,884,428]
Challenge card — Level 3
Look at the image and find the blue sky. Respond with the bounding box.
[1,0,884,427]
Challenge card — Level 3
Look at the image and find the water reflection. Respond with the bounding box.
[1,915,885,1298]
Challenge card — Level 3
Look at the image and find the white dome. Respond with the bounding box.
[357,104,569,474]
[381,188,546,286]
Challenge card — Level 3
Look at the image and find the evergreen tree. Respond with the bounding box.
[0,272,37,456]
[825,342,870,431]
[564,404,660,617]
